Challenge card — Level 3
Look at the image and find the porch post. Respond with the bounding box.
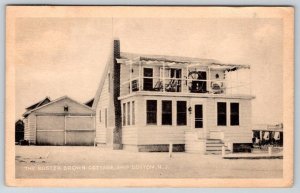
[186,65,189,93]
[236,67,238,94]
[139,61,142,91]
[172,98,177,126]
[208,67,211,93]
[129,61,132,94]
[163,61,165,92]
[189,101,193,130]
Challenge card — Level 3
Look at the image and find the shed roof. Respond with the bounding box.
[23,97,51,117]
[23,96,94,117]
[84,98,94,107]
[25,97,51,111]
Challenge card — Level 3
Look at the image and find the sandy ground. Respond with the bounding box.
[15,146,283,179]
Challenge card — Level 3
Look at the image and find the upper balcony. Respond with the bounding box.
[117,53,252,98]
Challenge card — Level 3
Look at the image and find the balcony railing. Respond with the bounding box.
[120,76,251,96]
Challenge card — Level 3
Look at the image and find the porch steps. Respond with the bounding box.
[185,132,232,154]
[205,139,230,155]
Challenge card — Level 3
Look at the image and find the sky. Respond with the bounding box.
[15,17,283,124]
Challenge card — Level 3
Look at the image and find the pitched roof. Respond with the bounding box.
[84,98,94,107]
[120,52,250,69]
[23,96,94,117]
[15,119,24,125]
[92,52,113,110]
[120,52,219,64]
[25,97,51,111]
[23,97,51,117]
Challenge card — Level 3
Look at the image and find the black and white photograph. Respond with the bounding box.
[5,6,294,187]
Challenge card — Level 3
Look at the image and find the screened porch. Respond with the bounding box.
[118,57,252,97]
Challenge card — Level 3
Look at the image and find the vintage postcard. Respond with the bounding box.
[6,6,294,187]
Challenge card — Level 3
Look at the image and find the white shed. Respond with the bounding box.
[23,96,96,146]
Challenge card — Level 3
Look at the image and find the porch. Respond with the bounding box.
[118,56,252,97]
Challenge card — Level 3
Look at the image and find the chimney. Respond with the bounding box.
[113,39,120,59]
[112,39,122,149]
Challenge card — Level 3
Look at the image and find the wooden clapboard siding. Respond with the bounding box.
[119,96,139,145]
[122,126,138,144]
[105,127,114,146]
[239,99,252,127]
[185,131,206,153]
[131,65,140,79]
[95,73,113,144]
[153,66,160,88]
[23,118,29,141]
[119,94,253,147]
[137,126,189,145]
[223,127,252,143]
[120,63,129,96]
[120,64,141,95]
[205,99,215,137]
[25,114,36,144]
[223,99,252,143]
[206,98,252,143]
[181,67,188,93]
[23,96,95,146]
[122,95,191,146]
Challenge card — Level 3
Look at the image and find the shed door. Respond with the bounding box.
[36,116,65,145]
[65,116,95,146]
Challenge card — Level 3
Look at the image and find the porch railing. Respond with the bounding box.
[120,76,251,96]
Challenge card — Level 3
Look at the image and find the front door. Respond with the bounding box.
[194,104,203,129]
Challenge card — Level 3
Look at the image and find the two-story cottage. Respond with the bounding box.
[93,40,254,154]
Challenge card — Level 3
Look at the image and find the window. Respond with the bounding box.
[64,105,69,112]
[170,69,182,92]
[230,103,239,126]
[162,101,172,125]
[105,108,108,128]
[123,103,126,126]
[127,102,130,126]
[132,101,135,125]
[143,68,153,91]
[217,102,227,126]
[190,71,207,93]
[99,110,101,122]
[146,100,157,124]
[177,101,187,125]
